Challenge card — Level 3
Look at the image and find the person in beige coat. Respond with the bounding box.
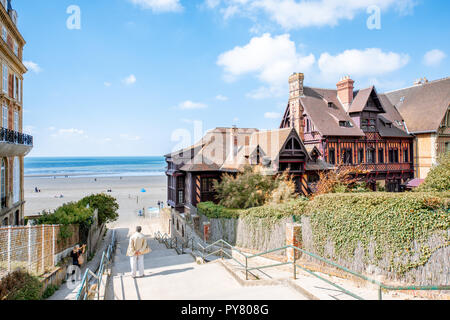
[127,226,151,278]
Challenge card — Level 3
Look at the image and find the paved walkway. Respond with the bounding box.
[107,227,307,300]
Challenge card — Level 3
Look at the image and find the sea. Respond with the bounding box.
[24,157,167,178]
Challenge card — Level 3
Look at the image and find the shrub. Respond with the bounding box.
[214,165,297,209]
[305,192,450,274]
[418,152,450,192]
[197,202,242,219]
[36,202,94,240]
[41,284,59,299]
[313,165,370,196]
[79,194,119,225]
[0,270,43,300]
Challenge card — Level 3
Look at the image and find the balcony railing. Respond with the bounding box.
[0,127,33,146]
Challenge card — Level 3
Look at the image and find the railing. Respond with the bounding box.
[76,230,116,300]
[155,231,195,255]
[0,127,33,146]
[186,238,450,300]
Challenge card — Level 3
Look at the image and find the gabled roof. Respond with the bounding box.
[348,86,385,114]
[383,77,450,133]
[377,116,411,138]
[300,87,365,137]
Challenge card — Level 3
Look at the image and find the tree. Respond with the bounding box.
[214,165,297,209]
[79,194,119,225]
[418,152,450,192]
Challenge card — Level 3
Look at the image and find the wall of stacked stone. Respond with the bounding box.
[0,224,79,279]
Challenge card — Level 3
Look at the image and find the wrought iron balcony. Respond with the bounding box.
[0,127,33,157]
[0,127,33,146]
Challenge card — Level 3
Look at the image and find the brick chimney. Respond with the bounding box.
[288,73,305,140]
[337,76,354,112]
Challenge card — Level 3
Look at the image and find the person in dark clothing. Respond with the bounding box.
[70,244,86,267]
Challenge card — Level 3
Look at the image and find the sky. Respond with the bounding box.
[14,0,450,157]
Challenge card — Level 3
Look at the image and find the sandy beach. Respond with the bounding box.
[24,175,168,226]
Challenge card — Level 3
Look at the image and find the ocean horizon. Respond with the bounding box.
[24,156,167,178]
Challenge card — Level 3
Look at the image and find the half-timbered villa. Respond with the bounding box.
[280,73,415,192]
[165,126,332,213]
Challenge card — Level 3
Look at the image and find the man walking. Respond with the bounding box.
[127,226,151,278]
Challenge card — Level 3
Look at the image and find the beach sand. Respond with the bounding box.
[24,176,168,227]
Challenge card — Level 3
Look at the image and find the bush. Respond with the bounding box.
[41,284,59,299]
[79,194,119,225]
[313,165,370,196]
[197,202,242,219]
[305,192,450,274]
[418,152,450,192]
[198,197,309,223]
[36,202,94,240]
[214,165,297,209]
[0,270,43,300]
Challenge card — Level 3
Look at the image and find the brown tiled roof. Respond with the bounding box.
[377,116,411,138]
[348,87,374,113]
[383,78,450,133]
[301,87,365,137]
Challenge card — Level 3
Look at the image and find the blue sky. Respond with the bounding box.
[15,0,449,157]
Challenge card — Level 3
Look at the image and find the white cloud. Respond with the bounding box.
[264,112,281,119]
[104,82,112,87]
[206,0,417,30]
[123,74,137,85]
[120,134,141,141]
[318,48,410,78]
[179,100,208,110]
[217,33,315,97]
[215,94,228,101]
[423,49,446,67]
[58,128,85,135]
[128,0,183,12]
[24,61,42,73]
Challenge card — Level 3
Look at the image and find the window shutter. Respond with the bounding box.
[8,74,12,98]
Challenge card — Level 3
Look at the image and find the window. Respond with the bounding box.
[403,149,409,163]
[13,157,19,203]
[339,121,353,128]
[2,104,7,128]
[177,190,184,204]
[342,148,353,164]
[328,148,336,165]
[358,148,364,164]
[367,148,375,164]
[2,64,7,93]
[378,148,384,164]
[13,41,18,56]
[361,118,376,132]
[201,178,216,193]
[306,119,310,133]
[14,111,18,131]
[389,149,399,163]
[1,26,6,42]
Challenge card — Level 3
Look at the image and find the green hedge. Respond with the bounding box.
[197,202,242,219]
[305,192,450,274]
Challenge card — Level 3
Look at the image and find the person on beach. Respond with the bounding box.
[127,226,151,278]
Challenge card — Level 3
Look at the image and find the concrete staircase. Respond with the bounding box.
[106,229,308,300]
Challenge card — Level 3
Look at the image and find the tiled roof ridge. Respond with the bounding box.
[383,77,450,94]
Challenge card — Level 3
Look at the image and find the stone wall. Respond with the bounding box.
[301,215,450,286]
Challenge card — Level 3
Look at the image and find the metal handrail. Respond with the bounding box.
[76,230,116,300]
[183,237,450,300]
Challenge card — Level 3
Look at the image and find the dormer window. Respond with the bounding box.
[339,121,353,128]
[2,26,6,42]
[361,118,376,132]
[328,102,333,108]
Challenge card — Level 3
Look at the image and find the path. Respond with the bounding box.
[107,227,307,300]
